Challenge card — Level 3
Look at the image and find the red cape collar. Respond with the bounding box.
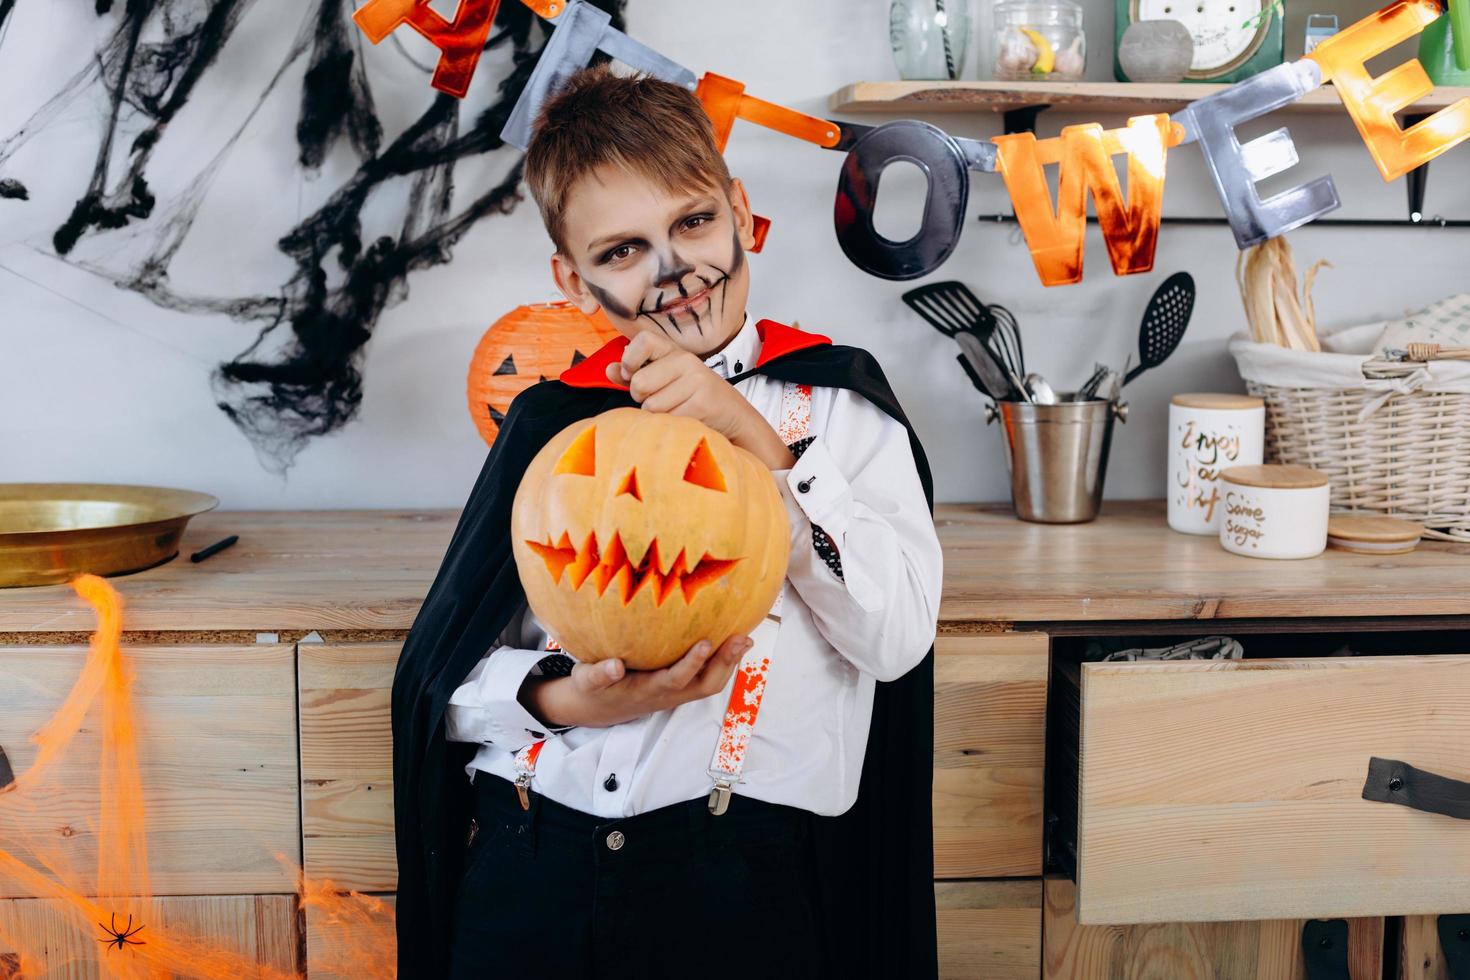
[558,319,833,390]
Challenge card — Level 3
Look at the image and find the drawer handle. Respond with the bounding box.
[1361,757,1470,821]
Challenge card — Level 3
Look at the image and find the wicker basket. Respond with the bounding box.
[1241,382,1470,540]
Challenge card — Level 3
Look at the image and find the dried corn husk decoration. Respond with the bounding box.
[1236,236,1331,352]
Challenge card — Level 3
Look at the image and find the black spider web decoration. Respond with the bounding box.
[0,0,629,475]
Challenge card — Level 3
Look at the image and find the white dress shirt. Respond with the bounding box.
[444,311,943,819]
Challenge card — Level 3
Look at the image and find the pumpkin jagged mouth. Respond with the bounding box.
[525,531,739,606]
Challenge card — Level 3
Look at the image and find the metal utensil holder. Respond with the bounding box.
[985,397,1129,524]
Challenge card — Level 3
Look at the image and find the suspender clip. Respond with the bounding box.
[514,772,532,811]
[707,777,734,816]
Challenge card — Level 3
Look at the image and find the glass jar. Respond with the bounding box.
[890,0,973,80]
[992,0,1086,81]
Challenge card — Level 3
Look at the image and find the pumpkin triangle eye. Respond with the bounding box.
[682,438,726,492]
[495,354,517,375]
[554,425,596,476]
[616,467,641,500]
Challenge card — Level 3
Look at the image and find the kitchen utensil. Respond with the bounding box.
[1076,363,1111,400]
[985,398,1129,523]
[902,281,991,338]
[1024,373,1058,405]
[986,301,1025,384]
[0,483,220,588]
[1124,271,1194,386]
[954,353,995,398]
[956,331,1019,400]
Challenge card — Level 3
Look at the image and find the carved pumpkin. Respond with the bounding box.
[511,407,790,670]
[467,301,621,445]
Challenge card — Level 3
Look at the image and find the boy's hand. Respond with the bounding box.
[608,332,762,442]
[520,634,753,730]
[608,332,795,470]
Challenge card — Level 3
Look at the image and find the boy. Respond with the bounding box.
[391,63,943,979]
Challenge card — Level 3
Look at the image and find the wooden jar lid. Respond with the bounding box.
[1220,464,1329,489]
[1327,515,1424,554]
[1170,393,1264,410]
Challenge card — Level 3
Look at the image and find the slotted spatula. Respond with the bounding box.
[1124,271,1195,387]
[902,281,992,338]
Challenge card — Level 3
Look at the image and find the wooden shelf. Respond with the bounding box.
[829,79,1470,116]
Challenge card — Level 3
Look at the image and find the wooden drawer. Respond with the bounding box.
[937,880,1043,979]
[1075,654,1470,924]
[299,641,399,892]
[0,894,297,977]
[934,633,1048,878]
[1044,877,1383,979]
[0,644,299,897]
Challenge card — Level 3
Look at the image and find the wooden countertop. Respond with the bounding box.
[2,502,1467,634]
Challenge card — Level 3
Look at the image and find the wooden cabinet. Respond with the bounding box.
[1074,655,1470,924]
[0,504,1466,977]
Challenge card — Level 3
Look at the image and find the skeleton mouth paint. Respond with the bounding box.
[526,531,740,606]
[582,226,747,347]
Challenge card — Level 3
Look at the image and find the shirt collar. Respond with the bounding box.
[701,311,760,379]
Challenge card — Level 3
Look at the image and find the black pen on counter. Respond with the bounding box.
[190,535,239,563]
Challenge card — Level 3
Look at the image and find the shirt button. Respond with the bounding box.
[604,773,619,792]
[797,476,815,494]
[734,360,743,372]
[606,830,626,851]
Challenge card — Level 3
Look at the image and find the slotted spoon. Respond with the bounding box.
[1124,271,1195,387]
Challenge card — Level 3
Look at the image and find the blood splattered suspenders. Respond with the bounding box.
[513,381,815,816]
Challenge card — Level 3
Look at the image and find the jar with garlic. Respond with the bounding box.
[992,0,1086,80]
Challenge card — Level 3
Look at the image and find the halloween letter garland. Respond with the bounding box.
[357,0,1470,288]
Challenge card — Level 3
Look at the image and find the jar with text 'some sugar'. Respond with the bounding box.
[1218,465,1331,560]
[1167,393,1264,535]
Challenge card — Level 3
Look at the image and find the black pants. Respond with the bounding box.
[447,773,825,980]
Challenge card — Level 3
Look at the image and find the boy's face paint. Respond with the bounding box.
[553,163,755,358]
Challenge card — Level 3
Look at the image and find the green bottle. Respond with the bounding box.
[1418,0,1470,85]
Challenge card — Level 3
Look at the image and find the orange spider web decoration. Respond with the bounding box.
[0,574,396,977]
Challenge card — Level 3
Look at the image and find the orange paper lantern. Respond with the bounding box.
[467,302,621,445]
[511,407,790,670]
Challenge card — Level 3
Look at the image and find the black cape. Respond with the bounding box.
[391,333,937,979]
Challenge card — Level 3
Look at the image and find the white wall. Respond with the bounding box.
[2,0,1466,509]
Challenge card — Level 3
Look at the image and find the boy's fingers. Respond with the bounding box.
[575,658,623,691]
[697,636,751,693]
[639,374,698,415]
[627,358,679,403]
[663,639,714,689]
[620,331,672,377]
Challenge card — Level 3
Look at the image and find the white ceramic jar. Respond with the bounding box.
[1218,465,1331,560]
[1167,393,1265,535]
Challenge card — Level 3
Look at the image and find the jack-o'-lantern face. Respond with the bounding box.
[511,407,790,670]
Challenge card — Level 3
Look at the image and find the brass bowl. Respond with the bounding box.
[0,484,220,588]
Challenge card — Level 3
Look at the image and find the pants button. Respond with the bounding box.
[606,830,626,851]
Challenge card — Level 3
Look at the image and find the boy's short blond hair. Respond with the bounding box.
[523,63,733,256]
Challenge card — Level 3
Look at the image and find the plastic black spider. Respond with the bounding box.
[96,912,146,952]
